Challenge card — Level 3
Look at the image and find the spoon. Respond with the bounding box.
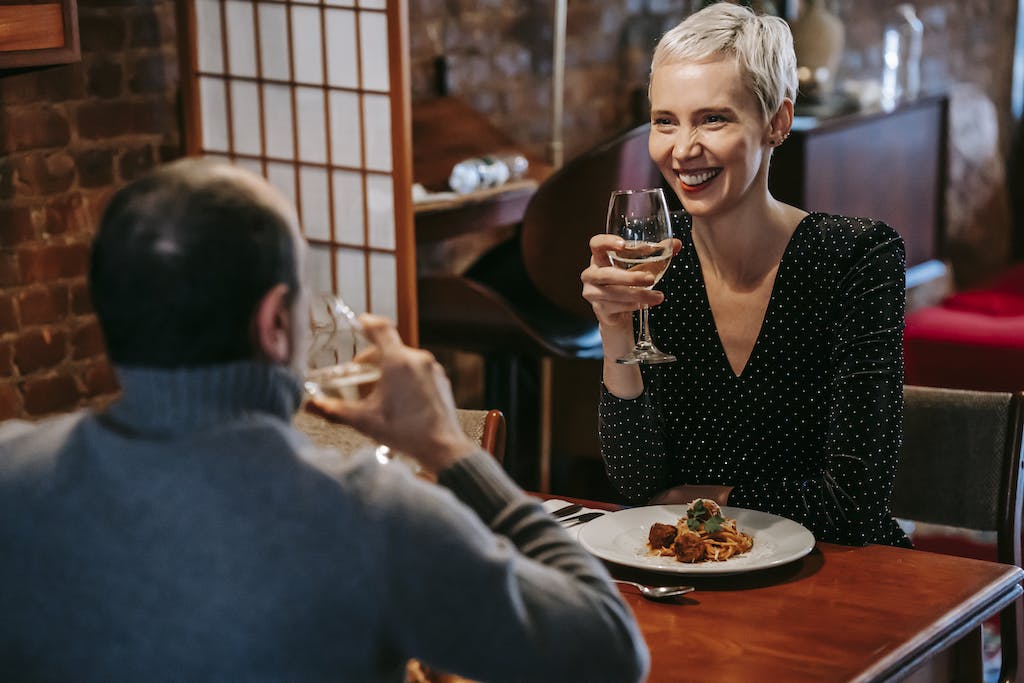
[614,580,695,600]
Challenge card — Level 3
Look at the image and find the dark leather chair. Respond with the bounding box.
[417,123,670,491]
[893,385,1024,683]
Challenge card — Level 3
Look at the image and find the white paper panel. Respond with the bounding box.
[230,81,262,155]
[362,94,391,172]
[325,0,356,7]
[299,165,331,241]
[358,0,386,9]
[369,252,397,321]
[366,174,395,250]
[225,0,257,77]
[359,11,390,92]
[331,170,365,246]
[325,9,359,89]
[262,84,294,159]
[266,162,297,211]
[233,157,263,176]
[306,245,335,297]
[202,153,231,164]
[329,91,361,168]
[291,5,324,84]
[257,4,291,81]
[199,77,229,152]
[335,248,368,312]
[195,0,223,73]
[295,87,327,164]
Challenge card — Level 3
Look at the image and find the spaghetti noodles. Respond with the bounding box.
[647,499,753,563]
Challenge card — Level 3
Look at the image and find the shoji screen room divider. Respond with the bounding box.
[177,0,417,342]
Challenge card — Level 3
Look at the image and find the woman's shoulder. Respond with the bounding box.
[799,212,904,258]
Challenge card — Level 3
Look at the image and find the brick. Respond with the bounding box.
[130,98,172,135]
[0,295,16,333]
[79,14,126,52]
[129,11,160,47]
[158,142,183,164]
[0,383,21,420]
[18,285,69,326]
[76,100,133,140]
[45,192,91,236]
[19,243,90,282]
[12,153,76,195]
[128,54,168,94]
[21,374,78,416]
[73,148,115,188]
[80,359,119,397]
[87,59,123,99]
[0,253,20,287]
[119,145,155,180]
[8,107,72,152]
[0,206,35,246]
[70,282,94,315]
[71,320,106,359]
[0,343,12,377]
[0,158,14,200]
[14,328,68,374]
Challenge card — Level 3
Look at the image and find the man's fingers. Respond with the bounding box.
[356,314,403,351]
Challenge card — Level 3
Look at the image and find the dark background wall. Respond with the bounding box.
[0,0,181,420]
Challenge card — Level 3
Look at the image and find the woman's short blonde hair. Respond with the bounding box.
[651,2,798,121]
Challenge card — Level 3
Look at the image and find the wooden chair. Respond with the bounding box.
[892,385,1024,683]
[293,408,507,464]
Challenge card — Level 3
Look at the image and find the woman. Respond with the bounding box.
[581,2,909,547]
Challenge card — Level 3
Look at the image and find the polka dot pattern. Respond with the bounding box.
[599,212,911,547]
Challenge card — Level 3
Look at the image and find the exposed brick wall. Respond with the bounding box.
[0,0,181,421]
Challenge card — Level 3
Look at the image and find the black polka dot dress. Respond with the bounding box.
[599,211,911,547]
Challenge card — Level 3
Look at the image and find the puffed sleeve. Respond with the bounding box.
[764,221,909,546]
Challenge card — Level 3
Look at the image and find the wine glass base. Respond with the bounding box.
[616,350,676,365]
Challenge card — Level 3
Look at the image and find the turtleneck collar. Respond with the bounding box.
[105,361,303,435]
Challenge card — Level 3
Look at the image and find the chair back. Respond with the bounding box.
[893,385,1024,683]
[294,408,507,464]
[520,124,669,319]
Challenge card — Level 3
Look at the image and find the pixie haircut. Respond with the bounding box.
[651,2,798,121]
[90,158,300,368]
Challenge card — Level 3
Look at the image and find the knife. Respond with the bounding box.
[549,503,583,519]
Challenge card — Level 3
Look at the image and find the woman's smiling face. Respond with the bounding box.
[648,56,774,218]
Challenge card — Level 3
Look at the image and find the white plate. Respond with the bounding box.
[578,505,816,575]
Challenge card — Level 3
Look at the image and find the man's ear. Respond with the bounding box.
[253,283,292,363]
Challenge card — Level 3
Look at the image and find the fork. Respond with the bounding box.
[561,512,605,528]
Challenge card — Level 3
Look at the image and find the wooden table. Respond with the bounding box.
[548,496,1023,683]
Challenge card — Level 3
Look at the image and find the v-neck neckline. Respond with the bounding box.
[686,213,814,380]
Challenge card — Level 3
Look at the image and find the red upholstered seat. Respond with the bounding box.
[904,263,1024,391]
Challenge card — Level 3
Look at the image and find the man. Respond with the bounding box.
[0,159,648,682]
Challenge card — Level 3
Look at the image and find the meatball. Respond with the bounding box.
[672,528,705,563]
[648,522,677,549]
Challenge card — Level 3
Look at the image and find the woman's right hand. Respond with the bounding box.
[580,234,672,330]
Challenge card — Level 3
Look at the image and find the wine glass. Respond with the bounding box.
[606,188,676,364]
[305,293,396,466]
[305,293,381,402]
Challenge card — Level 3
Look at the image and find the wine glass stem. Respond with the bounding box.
[636,305,654,350]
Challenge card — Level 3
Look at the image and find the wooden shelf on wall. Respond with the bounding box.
[0,0,80,70]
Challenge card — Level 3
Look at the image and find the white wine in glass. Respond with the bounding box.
[305,294,381,400]
[606,188,676,365]
[305,294,404,468]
